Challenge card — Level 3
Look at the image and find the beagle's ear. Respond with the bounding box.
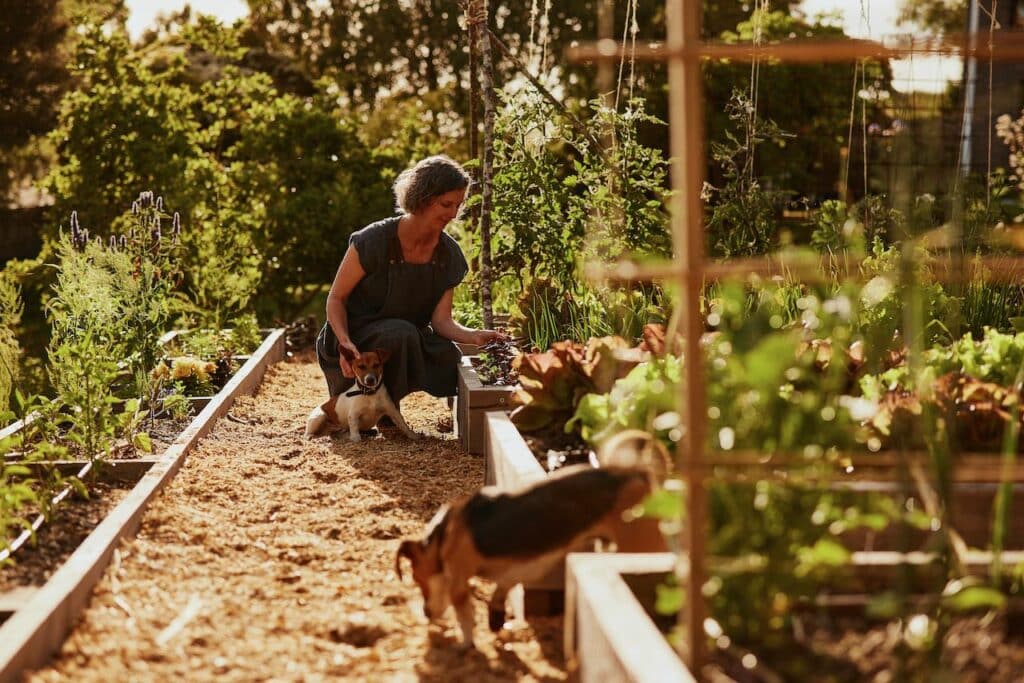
[396,539,417,581]
[375,348,392,364]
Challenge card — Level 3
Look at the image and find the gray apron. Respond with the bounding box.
[316,226,462,402]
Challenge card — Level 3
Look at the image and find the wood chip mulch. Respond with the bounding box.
[23,352,568,682]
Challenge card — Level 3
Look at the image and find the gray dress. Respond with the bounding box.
[316,216,468,403]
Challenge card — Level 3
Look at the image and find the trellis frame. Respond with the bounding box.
[570,1,1024,674]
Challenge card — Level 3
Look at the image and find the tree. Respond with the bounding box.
[897,0,967,34]
[0,0,68,194]
[45,19,394,321]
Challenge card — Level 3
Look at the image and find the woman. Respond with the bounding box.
[316,155,505,409]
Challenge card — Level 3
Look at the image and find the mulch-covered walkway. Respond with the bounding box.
[26,352,567,682]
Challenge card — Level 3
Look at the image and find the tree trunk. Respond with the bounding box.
[468,10,480,234]
[476,0,496,330]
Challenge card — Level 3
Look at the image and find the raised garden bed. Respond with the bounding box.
[0,328,285,677]
[566,551,1024,683]
[454,355,514,455]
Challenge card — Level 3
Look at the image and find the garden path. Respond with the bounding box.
[26,352,567,682]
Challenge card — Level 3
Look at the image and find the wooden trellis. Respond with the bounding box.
[567,0,1024,674]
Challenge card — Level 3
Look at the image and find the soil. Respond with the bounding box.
[626,571,1024,682]
[1,483,131,594]
[23,351,568,682]
[521,431,591,473]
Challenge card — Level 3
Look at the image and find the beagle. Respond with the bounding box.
[304,347,420,442]
[396,465,666,649]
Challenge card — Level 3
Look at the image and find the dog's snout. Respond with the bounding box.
[365,373,379,386]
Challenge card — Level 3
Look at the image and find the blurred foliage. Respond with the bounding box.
[0,272,22,416]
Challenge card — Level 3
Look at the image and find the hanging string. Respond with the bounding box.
[747,0,768,185]
[843,61,859,200]
[539,0,551,78]
[987,0,998,210]
[628,0,638,103]
[862,61,868,199]
[614,0,631,111]
[527,0,539,72]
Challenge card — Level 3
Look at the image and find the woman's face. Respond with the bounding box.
[421,188,466,230]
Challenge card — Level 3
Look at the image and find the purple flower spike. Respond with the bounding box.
[109,235,117,250]
[151,216,161,242]
[172,212,181,236]
[119,235,127,250]
[156,196,163,211]
[70,211,82,249]
[132,201,139,215]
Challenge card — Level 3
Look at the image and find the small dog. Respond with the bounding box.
[395,465,665,649]
[303,347,420,441]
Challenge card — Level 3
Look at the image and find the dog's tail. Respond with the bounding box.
[304,407,328,440]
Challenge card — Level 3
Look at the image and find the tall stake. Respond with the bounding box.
[467,6,481,230]
[667,0,707,672]
[472,0,496,329]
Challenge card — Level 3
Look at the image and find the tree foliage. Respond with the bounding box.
[45,19,396,321]
[0,0,69,192]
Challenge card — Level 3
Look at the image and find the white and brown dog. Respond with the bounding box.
[395,465,665,649]
[304,347,420,441]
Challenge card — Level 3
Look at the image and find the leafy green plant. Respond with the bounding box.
[160,384,193,421]
[0,272,22,416]
[704,88,789,258]
[510,337,641,435]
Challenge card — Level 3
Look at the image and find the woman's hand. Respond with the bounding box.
[472,329,509,346]
[337,337,360,378]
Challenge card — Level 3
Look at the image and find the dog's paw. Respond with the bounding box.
[452,638,475,652]
[349,432,362,443]
[405,430,424,441]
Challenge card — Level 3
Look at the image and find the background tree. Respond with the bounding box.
[0,0,69,197]
[897,0,967,34]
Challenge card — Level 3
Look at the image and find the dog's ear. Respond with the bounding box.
[396,539,417,581]
[337,343,357,362]
[375,348,391,364]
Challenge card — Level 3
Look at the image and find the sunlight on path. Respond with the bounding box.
[27,354,566,682]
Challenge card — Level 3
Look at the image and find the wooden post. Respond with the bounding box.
[474,0,496,330]
[666,0,707,671]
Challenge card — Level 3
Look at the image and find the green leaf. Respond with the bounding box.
[655,582,685,616]
[942,585,1006,612]
[133,432,153,453]
[641,488,683,521]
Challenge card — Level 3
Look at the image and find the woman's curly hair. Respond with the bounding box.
[393,155,471,214]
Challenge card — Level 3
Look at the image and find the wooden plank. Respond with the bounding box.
[0,329,285,678]
[456,361,514,454]
[0,588,39,617]
[15,460,159,484]
[567,552,695,683]
[566,32,1024,64]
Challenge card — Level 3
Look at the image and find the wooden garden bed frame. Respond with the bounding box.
[0,329,285,678]
[565,549,1024,683]
[454,355,514,455]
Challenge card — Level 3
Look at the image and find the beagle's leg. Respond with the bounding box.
[487,584,510,632]
[383,400,422,440]
[347,408,363,442]
[450,580,476,650]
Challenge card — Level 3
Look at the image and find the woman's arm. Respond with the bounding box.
[430,288,507,345]
[326,246,366,376]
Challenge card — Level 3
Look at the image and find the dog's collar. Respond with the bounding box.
[345,381,382,398]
